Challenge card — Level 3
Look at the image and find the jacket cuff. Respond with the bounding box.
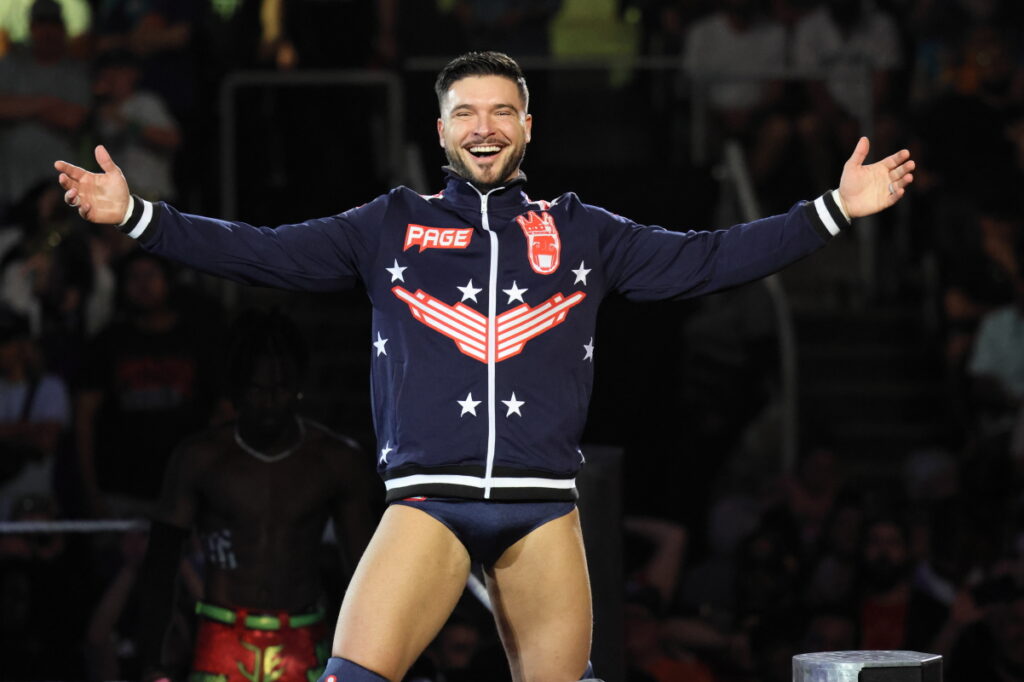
[117,194,156,241]
[804,190,850,241]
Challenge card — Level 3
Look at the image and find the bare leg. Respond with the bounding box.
[331,505,471,681]
[485,508,592,682]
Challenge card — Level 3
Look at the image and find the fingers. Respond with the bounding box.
[847,136,870,167]
[94,145,118,174]
[883,149,912,170]
[54,160,86,181]
[57,172,76,191]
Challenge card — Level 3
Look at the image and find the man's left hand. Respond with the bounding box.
[838,136,915,219]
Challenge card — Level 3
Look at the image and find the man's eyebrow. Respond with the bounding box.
[449,102,521,112]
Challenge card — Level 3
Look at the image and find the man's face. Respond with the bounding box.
[123,257,169,312]
[437,75,532,191]
[238,355,299,438]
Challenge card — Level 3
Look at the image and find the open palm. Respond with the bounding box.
[838,137,915,219]
[54,145,131,224]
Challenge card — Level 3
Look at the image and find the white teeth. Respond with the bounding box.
[469,145,501,153]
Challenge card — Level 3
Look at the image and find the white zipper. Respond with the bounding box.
[474,186,502,498]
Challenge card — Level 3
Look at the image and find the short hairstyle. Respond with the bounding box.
[434,51,529,112]
[224,309,309,402]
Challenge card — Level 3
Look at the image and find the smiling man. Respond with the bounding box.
[55,51,915,682]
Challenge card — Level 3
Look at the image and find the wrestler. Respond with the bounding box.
[136,310,376,682]
[56,52,914,682]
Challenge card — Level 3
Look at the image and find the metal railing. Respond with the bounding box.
[722,139,800,474]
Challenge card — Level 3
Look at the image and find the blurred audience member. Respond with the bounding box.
[624,515,687,608]
[135,309,375,682]
[84,525,204,681]
[75,250,222,517]
[424,613,487,682]
[793,0,903,191]
[0,0,91,58]
[0,182,117,383]
[967,253,1024,434]
[453,0,563,57]
[857,513,948,651]
[625,586,718,682]
[91,50,181,202]
[0,493,93,680]
[0,0,89,218]
[683,0,790,186]
[0,307,70,520]
[937,201,1021,376]
[802,490,865,609]
[947,575,1024,682]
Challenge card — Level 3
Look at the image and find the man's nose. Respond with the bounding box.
[474,116,494,137]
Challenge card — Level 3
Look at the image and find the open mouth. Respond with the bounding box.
[467,145,503,159]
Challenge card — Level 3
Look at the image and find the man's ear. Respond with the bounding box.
[524,113,532,144]
[437,118,445,148]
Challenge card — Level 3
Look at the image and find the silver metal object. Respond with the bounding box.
[793,651,942,682]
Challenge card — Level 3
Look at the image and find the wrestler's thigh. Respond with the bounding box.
[331,504,471,681]
[485,508,592,682]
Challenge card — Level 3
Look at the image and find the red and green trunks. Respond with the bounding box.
[188,602,329,682]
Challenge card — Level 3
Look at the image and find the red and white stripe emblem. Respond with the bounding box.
[392,286,586,363]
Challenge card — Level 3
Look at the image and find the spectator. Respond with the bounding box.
[0,0,89,218]
[453,0,563,57]
[793,0,904,191]
[91,50,181,202]
[74,250,222,517]
[967,252,1024,432]
[83,528,202,682]
[939,201,1021,373]
[947,575,1024,682]
[683,0,791,187]
[624,586,718,682]
[0,0,91,59]
[0,307,71,521]
[0,493,93,680]
[802,490,865,609]
[857,513,948,651]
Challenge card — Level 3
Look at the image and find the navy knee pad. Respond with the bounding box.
[318,656,389,682]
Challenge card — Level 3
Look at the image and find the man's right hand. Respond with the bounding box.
[54,145,131,225]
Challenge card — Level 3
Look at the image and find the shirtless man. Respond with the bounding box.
[57,51,914,682]
[136,309,376,682]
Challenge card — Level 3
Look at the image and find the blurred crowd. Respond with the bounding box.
[1,0,1024,681]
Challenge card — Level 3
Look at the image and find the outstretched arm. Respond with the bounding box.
[54,145,377,292]
[837,136,915,219]
[54,145,131,225]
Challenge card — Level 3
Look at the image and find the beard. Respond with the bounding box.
[444,141,528,192]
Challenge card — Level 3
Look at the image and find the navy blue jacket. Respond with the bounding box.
[120,172,848,501]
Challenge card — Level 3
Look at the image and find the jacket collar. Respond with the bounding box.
[441,167,531,211]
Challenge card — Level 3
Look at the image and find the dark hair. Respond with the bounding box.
[434,51,529,112]
[224,309,309,402]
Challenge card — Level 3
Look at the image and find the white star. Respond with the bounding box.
[502,392,525,417]
[583,337,595,361]
[457,392,482,417]
[386,259,406,282]
[379,441,393,464]
[503,281,528,304]
[458,279,483,303]
[572,261,591,286]
[373,331,389,356]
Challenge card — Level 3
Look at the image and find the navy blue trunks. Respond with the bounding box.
[391,497,576,567]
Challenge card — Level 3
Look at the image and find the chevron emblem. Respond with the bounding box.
[392,286,586,363]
